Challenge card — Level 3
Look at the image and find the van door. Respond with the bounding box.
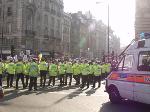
[116,54,135,100]
[134,51,150,104]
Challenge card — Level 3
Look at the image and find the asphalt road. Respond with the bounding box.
[0,80,150,112]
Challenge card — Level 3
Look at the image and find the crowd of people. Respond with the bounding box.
[0,57,112,91]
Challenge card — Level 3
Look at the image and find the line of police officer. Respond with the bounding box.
[0,58,111,91]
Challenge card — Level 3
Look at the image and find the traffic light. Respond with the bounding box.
[51,50,55,58]
[11,45,15,57]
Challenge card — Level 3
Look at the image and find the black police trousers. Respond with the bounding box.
[81,75,89,88]
[29,76,37,91]
[0,75,2,86]
[16,73,25,89]
[25,75,29,87]
[93,76,101,88]
[59,74,65,85]
[73,75,80,85]
[48,76,56,86]
[7,74,14,87]
[65,73,72,85]
[40,70,47,87]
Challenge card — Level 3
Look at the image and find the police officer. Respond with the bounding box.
[28,59,39,91]
[103,62,108,78]
[39,58,48,87]
[72,60,81,85]
[65,61,73,86]
[89,61,94,84]
[58,60,66,86]
[6,58,15,88]
[15,58,26,89]
[24,60,30,87]
[106,62,111,77]
[81,60,90,88]
[0,59,4,86]
[93,61,102,88]
[48,60,58,86]
[101,62,106,80]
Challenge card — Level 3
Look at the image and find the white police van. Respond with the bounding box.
[105,33,150,104]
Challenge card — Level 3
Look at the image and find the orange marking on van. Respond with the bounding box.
[127,75,135,82]
[135,75,145,83]
[109,73,119,80]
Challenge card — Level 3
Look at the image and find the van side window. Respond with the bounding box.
[138,51,150,71]
[118,55,134,71]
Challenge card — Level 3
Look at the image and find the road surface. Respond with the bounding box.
[0,80,149,112]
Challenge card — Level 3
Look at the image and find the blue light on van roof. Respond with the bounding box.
[140,32,150,39]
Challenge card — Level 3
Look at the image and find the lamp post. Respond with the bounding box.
[107,4,110,57]
[0,0,5,59]
[96,1,110,59]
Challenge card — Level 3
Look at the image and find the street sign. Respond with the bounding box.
[26,50,30,55]
[23,55,28,62]
[2,50,11,54]
[20,51,24,57]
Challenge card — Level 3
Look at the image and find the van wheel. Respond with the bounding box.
[108,86,121,104]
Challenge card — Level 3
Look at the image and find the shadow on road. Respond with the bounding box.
[1,90,31,102]
[67,88,83,99]
[53,88,83,104]
[85,88,98,96]
[1,84,99,103]
[36,85,80,95]
[99,101,150,112]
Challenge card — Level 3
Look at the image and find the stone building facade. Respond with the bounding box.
[70,11,90,58]
[62,12,71,56]
[0,0,64,57]
[135,0,150,36]
[70,11,120,59]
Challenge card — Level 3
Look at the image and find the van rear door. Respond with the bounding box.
[134,51,150,104]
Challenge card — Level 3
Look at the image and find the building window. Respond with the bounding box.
[28,0,33,3]
[7,7,12,16]
[56,30,60,37]
[7,0,13,2]
[8,23,12,34]
[27,16,33,30]
[63,27,67,33]
[0,25,1,34]
[57,19,60,29]
[57,7,61,17]
[51,4,56,15]
[26,8,34,31]
[0,8,1,18]
[44,14,48,25]
[44,27,48,35]
[45,0,49,10]
[51,29,54,37]
[44,27,49,39]
[51,17,55,28]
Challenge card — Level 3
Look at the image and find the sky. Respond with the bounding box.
[63,0,135,47]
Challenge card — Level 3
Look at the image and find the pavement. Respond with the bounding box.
[0,80,150,112]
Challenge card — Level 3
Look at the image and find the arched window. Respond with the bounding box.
[45,0,49,9]
[44,27,48,35]
[26,8,34,31]
[44,14,48,25]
